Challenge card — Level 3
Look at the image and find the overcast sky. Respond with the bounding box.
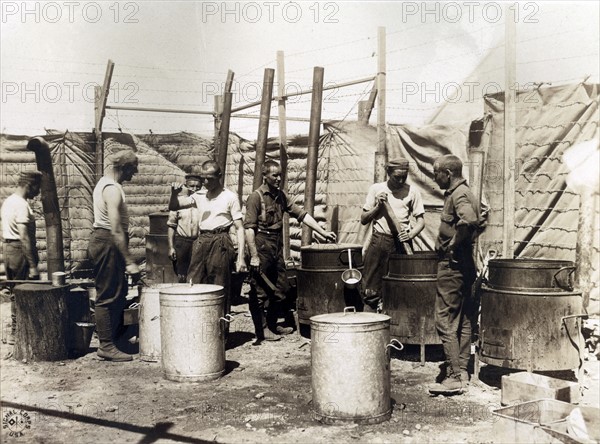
[1,1,598,139]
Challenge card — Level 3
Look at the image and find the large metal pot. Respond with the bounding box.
[479,284,584,371]
[146,212,178,284]
[297,244,363,324]
[487,259,576,292]
[311,308,401,424]
[159,284,228,382]
[382,252,441,357]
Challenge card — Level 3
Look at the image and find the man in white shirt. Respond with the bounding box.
[1,170,42,345]
[361,158,425,312]
[169,160,247,333]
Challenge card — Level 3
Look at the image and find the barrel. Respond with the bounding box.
[382,252,441,346]
[146,212,178,284]
[139,283,187,362]
[479,259,584,371]
[311,310,393,424]
[297,244,363,324]
[160,284,225,382]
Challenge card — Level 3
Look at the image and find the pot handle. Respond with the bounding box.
[386,338,404,352]
[552,266,576,291]
[343,306,356,315]
[219,314,234,323]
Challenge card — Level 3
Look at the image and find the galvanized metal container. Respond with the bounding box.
[479,281,584,371]
[382,252,441,347]
[487,259,576,292]
[311,309,397,424]
[160,284,226,382]
[139,283,187,362]
[297,244,363,324]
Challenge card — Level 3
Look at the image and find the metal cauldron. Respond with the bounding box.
[310,307,402,424]
[382,252,441,364]
[479,259,584,371]
[297,244,363,324]
[160,284,231,382]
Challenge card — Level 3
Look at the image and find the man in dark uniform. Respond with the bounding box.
[244,160,336,344]
[429,154,485,394]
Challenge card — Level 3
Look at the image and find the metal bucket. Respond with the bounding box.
[139,283,187,362]
[159,284,228,382]
[382,252,441,347]
[479,284,584,371]
[311,308,400,424]
[297,244,363,324]
[487,259,576,292]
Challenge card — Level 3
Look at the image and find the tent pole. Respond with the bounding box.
[218,70,235,184]
[277,51,291,259]
[94,59,114,183]
[375,26,387,183]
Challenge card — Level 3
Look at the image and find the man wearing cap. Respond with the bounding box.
[167,168,203,283]
[244,160,337,345]
[360,157,425,312]
[1,170,43,346]
[87,149,140,362]
[169,160,247,328]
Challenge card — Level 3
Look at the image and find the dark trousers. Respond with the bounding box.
[434,257,477,377]
[173,236,195,282]
[188,232,235,316]
[362,231,411,309]
[248,233,288,329]
[87,228,128,311]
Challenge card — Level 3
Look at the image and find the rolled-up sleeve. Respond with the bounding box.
[166,210,179,228]
[243,192,260,230]
[285,193,307,223]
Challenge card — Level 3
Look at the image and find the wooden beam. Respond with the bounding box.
[231,76,375,114]
[252,68,275,191]
[277,50,291,259]
[503,7,517,259]
[213,95,223,150]
[217,71,235,183]
[301,67,324,246]
[360,83,378,124]
[375,26,387,183]
[94,59,114,181]
[106,105,213,115]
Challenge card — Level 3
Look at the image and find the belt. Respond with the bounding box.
[257,228,282,236]
[372,230,394,238]
[4,239,20,243]
[199,226,231,235]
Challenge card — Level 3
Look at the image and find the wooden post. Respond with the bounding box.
[214,95,223,154]
[375,26,387,183]
[218,92,233,183]
[27,137,65,274]
[575,187,597,310]
[252,68,275,191]
[94,60,114,182]
[503,7,517,259]
[301,67,324,246]
[14,283,70,361]
[470,149,486,263]
[277,51,291,259]
[360,83,378,125]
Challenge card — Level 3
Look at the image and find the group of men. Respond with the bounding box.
[2,145,484,395]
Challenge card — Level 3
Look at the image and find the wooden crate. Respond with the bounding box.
[501,372,580,406]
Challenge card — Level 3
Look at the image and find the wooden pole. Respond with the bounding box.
[360,83,378,125]
[252,68,275,191]
[301,67,324,246]
[277,51,291,259]
[503,7,517,259]
[575,187,596,310]
[106,105,213,115]
[375,26,387,183]
[214,95,223,154]
[94,59,114,182]
[218,92,233,183]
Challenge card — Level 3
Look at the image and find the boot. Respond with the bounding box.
[428,371,463,395]
[250,307,280,345]
[274,326,294,335]
[265,305,290,336]
[95,307,132,362]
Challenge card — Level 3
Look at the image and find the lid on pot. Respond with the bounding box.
[159,284,224,295]
[310,311,390,325]
[300,243,362,252]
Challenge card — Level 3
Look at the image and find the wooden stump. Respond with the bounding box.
[14,283,69,361]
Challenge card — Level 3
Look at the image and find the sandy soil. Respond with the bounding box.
[1,296,598,444]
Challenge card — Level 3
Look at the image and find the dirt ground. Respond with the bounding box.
[1,293,599,444]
